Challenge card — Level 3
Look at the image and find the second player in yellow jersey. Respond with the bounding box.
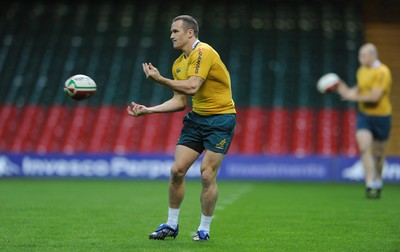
[338,43,392,199]
[356,62,392,116]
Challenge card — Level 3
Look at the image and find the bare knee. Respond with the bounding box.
[357,140,373,157]
[200,150,224,187]
[201,168,217,188]
[356,130,373,156]
[170,165,186,183]
[201,160,218,187]
[359,147,372,156]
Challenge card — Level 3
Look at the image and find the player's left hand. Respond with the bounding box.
[142,63,161,82]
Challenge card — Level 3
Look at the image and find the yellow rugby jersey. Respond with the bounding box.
[356,62,392,116]
[172,42,236,115]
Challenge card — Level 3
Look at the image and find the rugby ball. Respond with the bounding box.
[64,74,97,101]
[317,73,340,93]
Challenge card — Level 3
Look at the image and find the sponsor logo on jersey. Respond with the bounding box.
[195,47,203,74]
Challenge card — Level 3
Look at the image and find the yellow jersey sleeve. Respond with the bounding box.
[356,64,392,116]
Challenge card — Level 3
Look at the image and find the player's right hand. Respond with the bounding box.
[127,102,150,117]
[142,63,161,82]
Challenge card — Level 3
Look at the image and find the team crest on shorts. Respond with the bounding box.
[215,139,227,150]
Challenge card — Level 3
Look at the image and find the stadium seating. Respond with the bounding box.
[290,108,314,156]
[0,0,363,156]
[35,106,69,153]
[264,108,291,155]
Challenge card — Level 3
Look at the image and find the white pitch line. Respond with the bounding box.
[214,184,254,215]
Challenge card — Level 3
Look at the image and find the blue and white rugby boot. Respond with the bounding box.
[149,224,179,240]
[192,230,210,241]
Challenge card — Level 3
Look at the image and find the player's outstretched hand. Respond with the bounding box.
[127,102,150,117]
[142,63,161,82]
[336,81,357,101]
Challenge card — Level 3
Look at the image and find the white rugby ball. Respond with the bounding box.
[317,73,340,94]
[64,74,97,101]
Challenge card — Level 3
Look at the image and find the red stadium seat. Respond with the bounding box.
[112,109,146,154]
[0,105,18,151]
[35,106,69,153]
[229,108,245,154]
[264,108,291,155]
[138,113,170,153]
[239,107,266,154]
[87,106,119,152]
[290,108,314,156]
[163,110,187,154]
[341,109,358,156]
[61,106,95,154]
[9,105,45,152]
[0,105,359,156]
[316,108,339,155]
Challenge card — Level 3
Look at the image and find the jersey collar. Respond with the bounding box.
[371,60,381,69]
[192,39,200,50]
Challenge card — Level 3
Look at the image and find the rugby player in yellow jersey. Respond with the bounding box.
[338,43,392,199]
[127,15,236,240]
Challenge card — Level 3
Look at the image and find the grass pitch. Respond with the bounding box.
[1,179,399,251]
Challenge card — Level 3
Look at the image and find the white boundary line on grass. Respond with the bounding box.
[214,184,254,215]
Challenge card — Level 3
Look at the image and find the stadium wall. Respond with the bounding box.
[1,152,400,182]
